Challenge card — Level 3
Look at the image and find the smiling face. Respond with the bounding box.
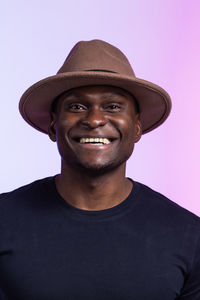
[49,85,142,175]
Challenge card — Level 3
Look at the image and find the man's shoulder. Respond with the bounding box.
[134,180,200,225]
[0,176,54,206]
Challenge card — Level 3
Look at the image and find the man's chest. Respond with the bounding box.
[0,220,187,299]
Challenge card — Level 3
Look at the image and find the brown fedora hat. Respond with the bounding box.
[19,39,171,134]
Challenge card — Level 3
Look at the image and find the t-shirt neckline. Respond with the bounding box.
[48,176,141,221]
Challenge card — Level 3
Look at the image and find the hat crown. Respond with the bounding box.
[57,39,135,77]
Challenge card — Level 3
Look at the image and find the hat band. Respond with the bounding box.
[85,69,117,73]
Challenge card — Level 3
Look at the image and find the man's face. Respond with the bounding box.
[49,85,141,174]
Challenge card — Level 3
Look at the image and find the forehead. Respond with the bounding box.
[52,85,137,112]
[63,85,132,99]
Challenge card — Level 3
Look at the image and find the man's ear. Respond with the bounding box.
[48,113,57,142]
[134,116,142,143]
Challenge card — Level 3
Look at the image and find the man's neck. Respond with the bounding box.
[55,163,133,211]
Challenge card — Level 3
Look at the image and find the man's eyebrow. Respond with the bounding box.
[51,92,84,112]
[100,92,129,100]
[63,92,85,100]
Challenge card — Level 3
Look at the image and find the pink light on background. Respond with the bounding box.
[127,0,200,214]
[1,0,200,215]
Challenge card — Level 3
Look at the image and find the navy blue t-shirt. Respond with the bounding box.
[0,177,200,299]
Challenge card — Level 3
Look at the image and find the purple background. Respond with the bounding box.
[1,0,200,216]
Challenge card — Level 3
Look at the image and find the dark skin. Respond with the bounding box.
[49,85,142,211]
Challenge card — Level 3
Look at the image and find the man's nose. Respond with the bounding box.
[80,108,108,128]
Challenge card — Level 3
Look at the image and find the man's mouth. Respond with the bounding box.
[79,137,111,145]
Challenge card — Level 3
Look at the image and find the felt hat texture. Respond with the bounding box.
[19,39,171,134]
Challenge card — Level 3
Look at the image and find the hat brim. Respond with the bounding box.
[19,71,171,134]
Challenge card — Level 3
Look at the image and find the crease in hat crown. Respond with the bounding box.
[19,39,172,134]
[57,40,136,77]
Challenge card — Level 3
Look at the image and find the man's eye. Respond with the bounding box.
[69,104,86,111]
[106,104,121,111]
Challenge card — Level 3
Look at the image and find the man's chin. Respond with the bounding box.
[70,160,122,176]
[80,163,114,176]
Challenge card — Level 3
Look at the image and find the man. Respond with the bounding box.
[0,40,200,299]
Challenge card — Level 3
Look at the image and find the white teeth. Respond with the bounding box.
[80,138,111,144]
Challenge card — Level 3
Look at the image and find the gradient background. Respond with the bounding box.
[1,0,200,216]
